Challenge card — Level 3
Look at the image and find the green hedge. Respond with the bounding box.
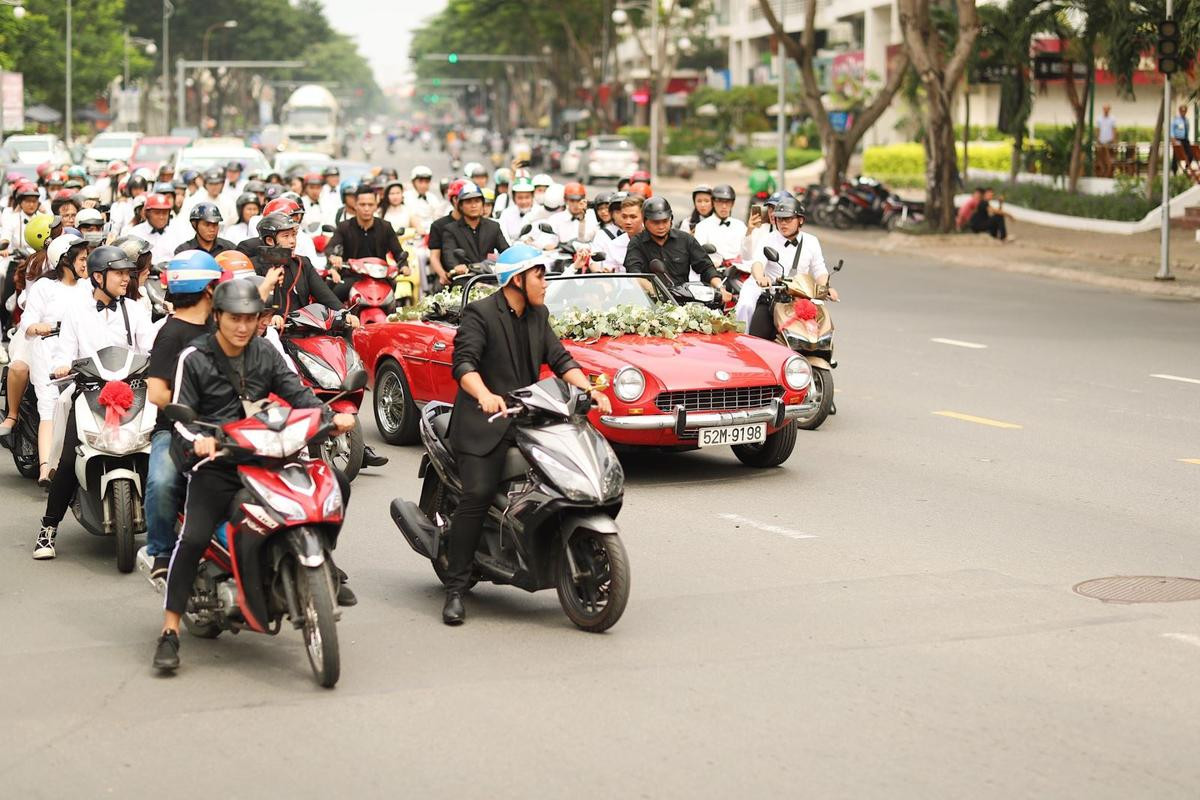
[966,179,1190,221]
[862,141,1017,178]
[732,146,822,170]
[665,127,724,156]
[616,126,649,150]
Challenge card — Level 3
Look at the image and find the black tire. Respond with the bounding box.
[556,530,630,633]
[732,420,798,467]
[832,206,854,230]
[420,474,478,591]
[314,420,364,482]
[10,417,37,479]
[811,204,833,227]
[793,366,834,430]
[111,478,137,573]
[299,561,340,688]
[373,360,419,445]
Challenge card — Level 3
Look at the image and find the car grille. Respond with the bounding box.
[654,385,783,413]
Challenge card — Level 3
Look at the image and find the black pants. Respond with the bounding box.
[445,433,513,594]
[42,407,79,527]
[0,260,20,337]
[332,273,362,302]
[164,465,351,615]
[748,298,776,341]
[970,215,1007,240]
[1172,138,1196,174]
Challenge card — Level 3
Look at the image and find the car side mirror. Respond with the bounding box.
[342,369,368,393]
[163,403,197,424]
[703,243,717,254]
[763,246,779,263]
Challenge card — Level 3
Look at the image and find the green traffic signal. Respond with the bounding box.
[448,52,459,64]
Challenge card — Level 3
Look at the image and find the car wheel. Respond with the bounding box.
[732,421,797,468]
[373,359,420,445]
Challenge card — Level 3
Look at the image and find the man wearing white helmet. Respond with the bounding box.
[404,165,441,235]
[464,162,488,189]
[531,173,553,207]
[498,176,539,243]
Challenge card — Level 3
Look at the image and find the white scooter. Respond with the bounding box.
[64,345,155,572]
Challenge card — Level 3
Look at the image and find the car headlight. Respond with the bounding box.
[613,366,645,402]
[528,446,600,503]
[237,419,313,459]
[783,355,811,390]
[295,351,342,390]
[244,473,308,522]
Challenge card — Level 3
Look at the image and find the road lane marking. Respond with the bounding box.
[718,513,816,540]
[931,337,988,349]
[1151,373,1200,385]
[1163,633,1200,649]
[1177,459,1200,466]
[932,411,1023,429]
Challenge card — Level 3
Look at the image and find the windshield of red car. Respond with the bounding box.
[544,276,667,316]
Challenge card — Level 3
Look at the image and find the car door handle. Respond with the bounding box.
[432,341,447,351]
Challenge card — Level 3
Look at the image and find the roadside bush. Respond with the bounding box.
[616,126,649,150]
[731,146,822,169]
[862,141,1014,178]
[666,127,723,155]
[967,180,1189,221]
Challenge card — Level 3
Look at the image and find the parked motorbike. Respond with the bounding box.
[391,377,631,632]
[347,257,403,324]
[146,263,169,320]
[804,184,842,228]
[699,145,728,169]
[62,345,155,572]
[281,304,367,481]
[759,246,841,430]
[155,370,367,688]
[1,323,58,479]
[881,194,926,230]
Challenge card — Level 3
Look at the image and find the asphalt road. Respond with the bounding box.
[2,140,1199,798]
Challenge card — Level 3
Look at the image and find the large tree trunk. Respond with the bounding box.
[1146,93,1166,201]
[822,136,852,187]
[1011,128,1024,182]
[925,87,960,231]
[1064,64,1090,193]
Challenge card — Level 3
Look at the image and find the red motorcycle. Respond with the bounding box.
[347,257,401,324]
[281,303,368,481]
[160,371,366,688]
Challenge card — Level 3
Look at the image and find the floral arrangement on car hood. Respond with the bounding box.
[390,287,742,340]
[551,303,742,342]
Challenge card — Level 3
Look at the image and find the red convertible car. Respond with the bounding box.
[352,273,815,467]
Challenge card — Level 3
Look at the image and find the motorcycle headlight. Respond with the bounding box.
[244,473,307,522]
[600,450,624,501]
[84,429,150,455]
[528,446,600,503]
[237,419,313,459]
[783,356,811,390]
[613,366,645,403]
[322,479,343,518]
[294,351,342,390]
[368,263,388,279]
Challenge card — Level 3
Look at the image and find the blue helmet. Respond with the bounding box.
[339,179,357,198]
[457,183,484,203]
[494,244,551,288]
[167,249,222,294]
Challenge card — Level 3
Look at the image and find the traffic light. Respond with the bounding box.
[1158,18,1180,75]
[447,52,459,64]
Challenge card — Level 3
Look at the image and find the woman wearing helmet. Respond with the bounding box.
[32,244,157,561]
[680,184,714,234]
[225,192,261,245]
[403,165,440,234]
[380,180,410,232]
[436,244,611,625]
[12,233,91,484]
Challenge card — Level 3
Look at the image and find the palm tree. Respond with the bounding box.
[976,0,1060,181]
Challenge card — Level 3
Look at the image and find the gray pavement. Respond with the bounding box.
[2,141,1199,798]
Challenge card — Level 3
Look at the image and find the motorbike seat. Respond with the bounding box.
[430,409,452,443]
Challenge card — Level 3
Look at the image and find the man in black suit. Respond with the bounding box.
[441,183,509,272]
[443,244,611,625]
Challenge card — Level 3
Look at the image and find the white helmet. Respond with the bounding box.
[463,161,486,178]
[410,165,433,180]
[532,173,553,188]
[541,183,565,211]
[78,185,101,200]
[75,207,104,226]
[47,233,86,269]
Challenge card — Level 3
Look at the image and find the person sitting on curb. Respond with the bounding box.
[956,187,984,232]
[968,188,1012,242]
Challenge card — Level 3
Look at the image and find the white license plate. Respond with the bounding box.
[698,422,767,448]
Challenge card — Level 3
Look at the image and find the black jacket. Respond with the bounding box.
[252,253,343,317]
[326,217,406,263]
[450,290,579,456]
[237,236,264,258]
[442,217,509,268]
[171,333,325,464]
[174,236,236,256]
[623,227,718,286]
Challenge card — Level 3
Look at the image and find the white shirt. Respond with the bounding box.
[1098,114,1117,145]
[223,221,253,244]
[547,209,599,244]
[602,231,630,273]
[693,214,748,261]
[383,206,412,233]
[498,203,539,243]
[403,190,443,234]
[128,220,178,264]
[20,277,91,333]
[53,291,156,371]
[735,229,826,326]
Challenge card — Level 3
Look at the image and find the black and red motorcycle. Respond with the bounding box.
[160,369,366,688]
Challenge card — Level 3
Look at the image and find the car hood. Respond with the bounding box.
[565,332,788,390]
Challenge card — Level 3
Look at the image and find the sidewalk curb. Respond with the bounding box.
[816,229,1200,301]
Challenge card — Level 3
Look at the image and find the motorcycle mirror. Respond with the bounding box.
[702,243,717,254]
[648,259,673,284]
[451,248,467,262]
[163,403,197,425]
[539,222,555,234]
[322,224,335,233]
[519,224,532,237]
[833,259,844,272]
[763,246,780,263]
[591,252,606,262]
[341,369,368,393]
[560,241,576,255]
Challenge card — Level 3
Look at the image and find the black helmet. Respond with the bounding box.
[711,184,736,202]
[127,175,148,193]
[264,184,284,201]
[257,212,298,238]
[642,196,673,221]
[87,244,137,275]
[591,191,611,209]
[212,278,264,315]
[235,192,259,216]
[322,165,340,177]
[225,160,244,172]
[171,178,187,191]
[152,181,175,195]
[244,180,266,195]
[691,184,713,198]
[607,191,629,212]
[773,197,805,219]
[189,202,223,224]
[202,167,224,184]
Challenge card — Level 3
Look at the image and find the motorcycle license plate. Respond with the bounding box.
[698,422,766,448]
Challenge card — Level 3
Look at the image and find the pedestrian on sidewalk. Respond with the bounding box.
[1170,104,1195,175]
[968,188,1010,242]
[1096,105,1118,178]
[956,187,983,232]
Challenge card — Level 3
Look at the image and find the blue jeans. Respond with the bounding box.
[144,430,185,557]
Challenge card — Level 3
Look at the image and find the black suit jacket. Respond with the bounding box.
[449,290,579,456]
[442,218,509,268]
[251,253,343,316]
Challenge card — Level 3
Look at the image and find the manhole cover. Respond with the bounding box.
[1073,576,1200,604]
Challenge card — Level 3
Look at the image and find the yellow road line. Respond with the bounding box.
[1177,459,1200,465]
[932,411,1023,430]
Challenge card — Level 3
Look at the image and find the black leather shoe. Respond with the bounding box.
[153,630,180,671]
[336,582,358,607]
[362,445,389,468]
[442,592,465,625]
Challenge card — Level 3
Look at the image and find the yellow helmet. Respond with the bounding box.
[24,214,55,251]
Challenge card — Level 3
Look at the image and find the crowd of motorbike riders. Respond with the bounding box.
[0,147,836,672]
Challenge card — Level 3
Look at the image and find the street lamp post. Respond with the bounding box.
[200,20,238,128]
[65,0,71,146]
[124,30,157,87]
[163,0,173,134]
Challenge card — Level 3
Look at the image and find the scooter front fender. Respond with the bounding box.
[804,356,833,372]
[286,527,326,568]
[560,511,621,540]
[99,465,142,499]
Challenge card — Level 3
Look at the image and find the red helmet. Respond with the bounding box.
[144,193,173,211]
[108,160,129,177]
[47,170,67,185]
[53,188,75,201]
[447,178,468,201]
[262,197,301,218]
[563,182,587,201]
[630,170,651,185]
[627,182,653,199]
[303,172,323,186]
[35,162,52,180]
